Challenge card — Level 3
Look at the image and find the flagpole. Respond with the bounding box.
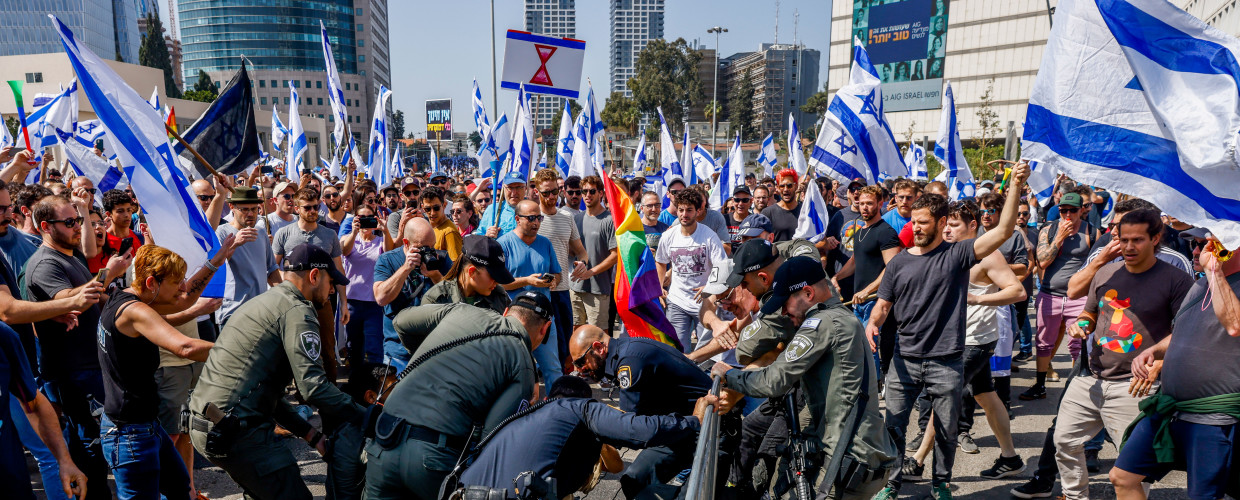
[490,0,498,121]
[165,122,226,182]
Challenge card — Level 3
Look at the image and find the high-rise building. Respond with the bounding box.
[179,0,391,149]
[609,0,665,97]
[0,0,141,63]
[524,0,576,133]
[1176,0,1240,36]
[719,43,819,137]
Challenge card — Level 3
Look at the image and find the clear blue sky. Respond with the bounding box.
[163,1,833,137]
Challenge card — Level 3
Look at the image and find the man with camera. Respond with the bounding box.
[373,217,450,372]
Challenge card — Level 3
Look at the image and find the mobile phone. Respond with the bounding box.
[359,216,378,229]
[538,273,554,282]
[94,270,108,283]
[117,237,134,256]
[405,200,419,209]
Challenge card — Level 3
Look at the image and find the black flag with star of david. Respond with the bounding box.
[175,60,260,177]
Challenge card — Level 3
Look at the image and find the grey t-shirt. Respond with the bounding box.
[257,213,297,237]
[1162,274,1240,425]
[217,223,279,322]
[761,203,802,243]
[1041,224,1092,296]
[878,239,980,358]
[538,207,580,293]
[23,246,102,379]
[271,223,343,259]
[570,209,617,294]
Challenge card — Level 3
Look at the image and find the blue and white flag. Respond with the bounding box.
[75,119,117,161]
[1023,0,1240,247]
[567,109,592,179]
[787,114,808,178]
[336,132,357,180]
[147,87,160,112]
[320,21,348,149]
[472,78,492,135]
[933,82,975,200]
[657,107,684,186]
[691,144,716,187]
[509,84,536,181]
[0,111,12,150]
[390,142,403,180]
[535,144,547,172]
[681,131,693,184]
[21,82,79,163]
[287,83,307,178]
[270,106,288,152]
[809,38,905,185]
[50,14,219,279]
[367,85,393,183]
[756,132,777,180]
[429,143,440,177]
[632,129,648,177]
[794,169,832,242]
[710,133,744,210]
[904,142,928,180]
[555,99,574,176]
[478,112,511,176]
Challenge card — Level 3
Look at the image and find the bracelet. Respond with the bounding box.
[204,261,219,273]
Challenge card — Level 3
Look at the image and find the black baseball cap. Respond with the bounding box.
[462,234,515,285]
[737,213,773,238]
[511,291,554,321]
[726,239,778,288]
[760,256,827,315]
[283,244,348,285]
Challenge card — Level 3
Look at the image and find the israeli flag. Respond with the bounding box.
[34,81,78,149]
[794,169,832,242]
[320,21,348,149]
[0,111,12,150]
[555,99,574,176]
[510,84,536,181]
[904,142,929,180]
[681,131,693,184]
[657,107,684,183]
[472,78,492,135]
[567,109,591,179]
[933,82,975,200]
[691,144,716,187]
[477,112,510,175]
[49,14,219,277]
[632,129,648,177]
[75,119,116,160]
[584,83,604,155]
[367,85,392,182]
[809,38,905,185]
[147,87,160,112]
[535,144,547,172]
[336,132,356,180]
[756,132,777,180]
[787,114,808,178]
[287,83,307,178]
[390,142,403,180]
[1023,0,1240,248]
[270,105,288,152]
[710,133,744,210]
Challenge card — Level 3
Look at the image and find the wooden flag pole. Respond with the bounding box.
[165,122,223,179]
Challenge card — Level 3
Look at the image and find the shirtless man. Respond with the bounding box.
[905,200,1028,480]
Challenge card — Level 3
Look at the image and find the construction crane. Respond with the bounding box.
[166,0,178,40]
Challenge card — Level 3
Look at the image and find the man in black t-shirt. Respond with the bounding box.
[866,164,1029,499]
[760,169,802,242]
[832,185,902,375]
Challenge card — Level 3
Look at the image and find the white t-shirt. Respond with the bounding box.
[656,223,727,311]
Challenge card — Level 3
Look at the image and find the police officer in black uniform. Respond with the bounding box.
[455,376,705,499]
[568,325,716,498]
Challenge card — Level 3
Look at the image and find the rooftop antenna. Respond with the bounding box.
[774,0,780,44]
[794,9,799,47]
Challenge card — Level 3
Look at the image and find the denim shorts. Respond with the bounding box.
[1115,413,1239,500]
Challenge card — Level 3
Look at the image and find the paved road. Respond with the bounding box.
[27,347,1189,499]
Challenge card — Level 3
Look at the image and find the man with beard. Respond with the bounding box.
[760,169,803,242]
[320,184,349,233]
[216,187,282,324]
[867,163,1029,500]
[190,245,362,500]
[259,181,299,236]
[22,195,112,499]
[190,178,230,228]
[832,185,902,376]
[563,175,585,215]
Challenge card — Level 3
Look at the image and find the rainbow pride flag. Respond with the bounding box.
[601,172,683,352]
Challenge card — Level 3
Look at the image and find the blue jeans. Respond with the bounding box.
[854,301,883,377]
[100,413,191,500]
[1015,297,1034,354]
[532,321,562,389]
[666,303,699,354]
[550,290,573,364]
[346,299,385,368]
[42,370,111,500]
[11,394,69,500]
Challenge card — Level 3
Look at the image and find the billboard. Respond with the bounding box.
[426,99,453,141]
[852,0,949,112]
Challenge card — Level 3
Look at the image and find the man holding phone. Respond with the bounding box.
[498,200,563,387]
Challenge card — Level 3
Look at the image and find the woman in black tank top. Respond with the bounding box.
[97,244,225,498]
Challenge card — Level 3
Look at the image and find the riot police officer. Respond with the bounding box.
[188,244,364,500]
[568,325,714,498]
[710,257,898,499]
[364,290,553,500]
[455,376,705,499]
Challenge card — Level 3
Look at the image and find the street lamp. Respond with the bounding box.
[707,26,728,156]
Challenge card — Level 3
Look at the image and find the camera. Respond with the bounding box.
[359,216,378,229]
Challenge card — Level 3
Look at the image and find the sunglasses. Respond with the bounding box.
[979,208,997,215]
[580,188,598,195]
[45,216,84,229]
[197,194,214,202]
[81,188,97,195]
[1059,206,1080,214]
[299,205,319,212]
[539,188,561,197]
[780,184,797,189]
[566,189,582,196]
[449,208,467,215]
[572,350,591,368]
[517,214,544,222]
[323,192,340,198]
[279,193,294,200]
[733,197,752,203]
[1017,212,1031,218]
[423,205,442,213]
[431,179,448,185]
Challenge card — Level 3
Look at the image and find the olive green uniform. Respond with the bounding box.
[735,239,841,365]
[188,281,363,500]
[364,303,536,500]
[726,302,898,499]
[422,278,511,313]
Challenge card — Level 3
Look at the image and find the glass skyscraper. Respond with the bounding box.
[0,0,140,63]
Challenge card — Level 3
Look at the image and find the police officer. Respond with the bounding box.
[709,257,898,499]
[189,244,364,500]
[421,234,513,313]
[456,376,705,499]
[364,290,552,500]
[568,325,715,498]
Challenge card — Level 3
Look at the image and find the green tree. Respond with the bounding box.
[5,116,18,141]
[973,77,1002,173]
[627,38,705,129]
[600,92,640,136]
[391,110,405,141]
[549,100,582,142]
[703,100,722,124]
[468,131,483,150]
[728,68,757,140]
[182,70,218,103]
[138,14,181,98]
[800,82,832,121]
